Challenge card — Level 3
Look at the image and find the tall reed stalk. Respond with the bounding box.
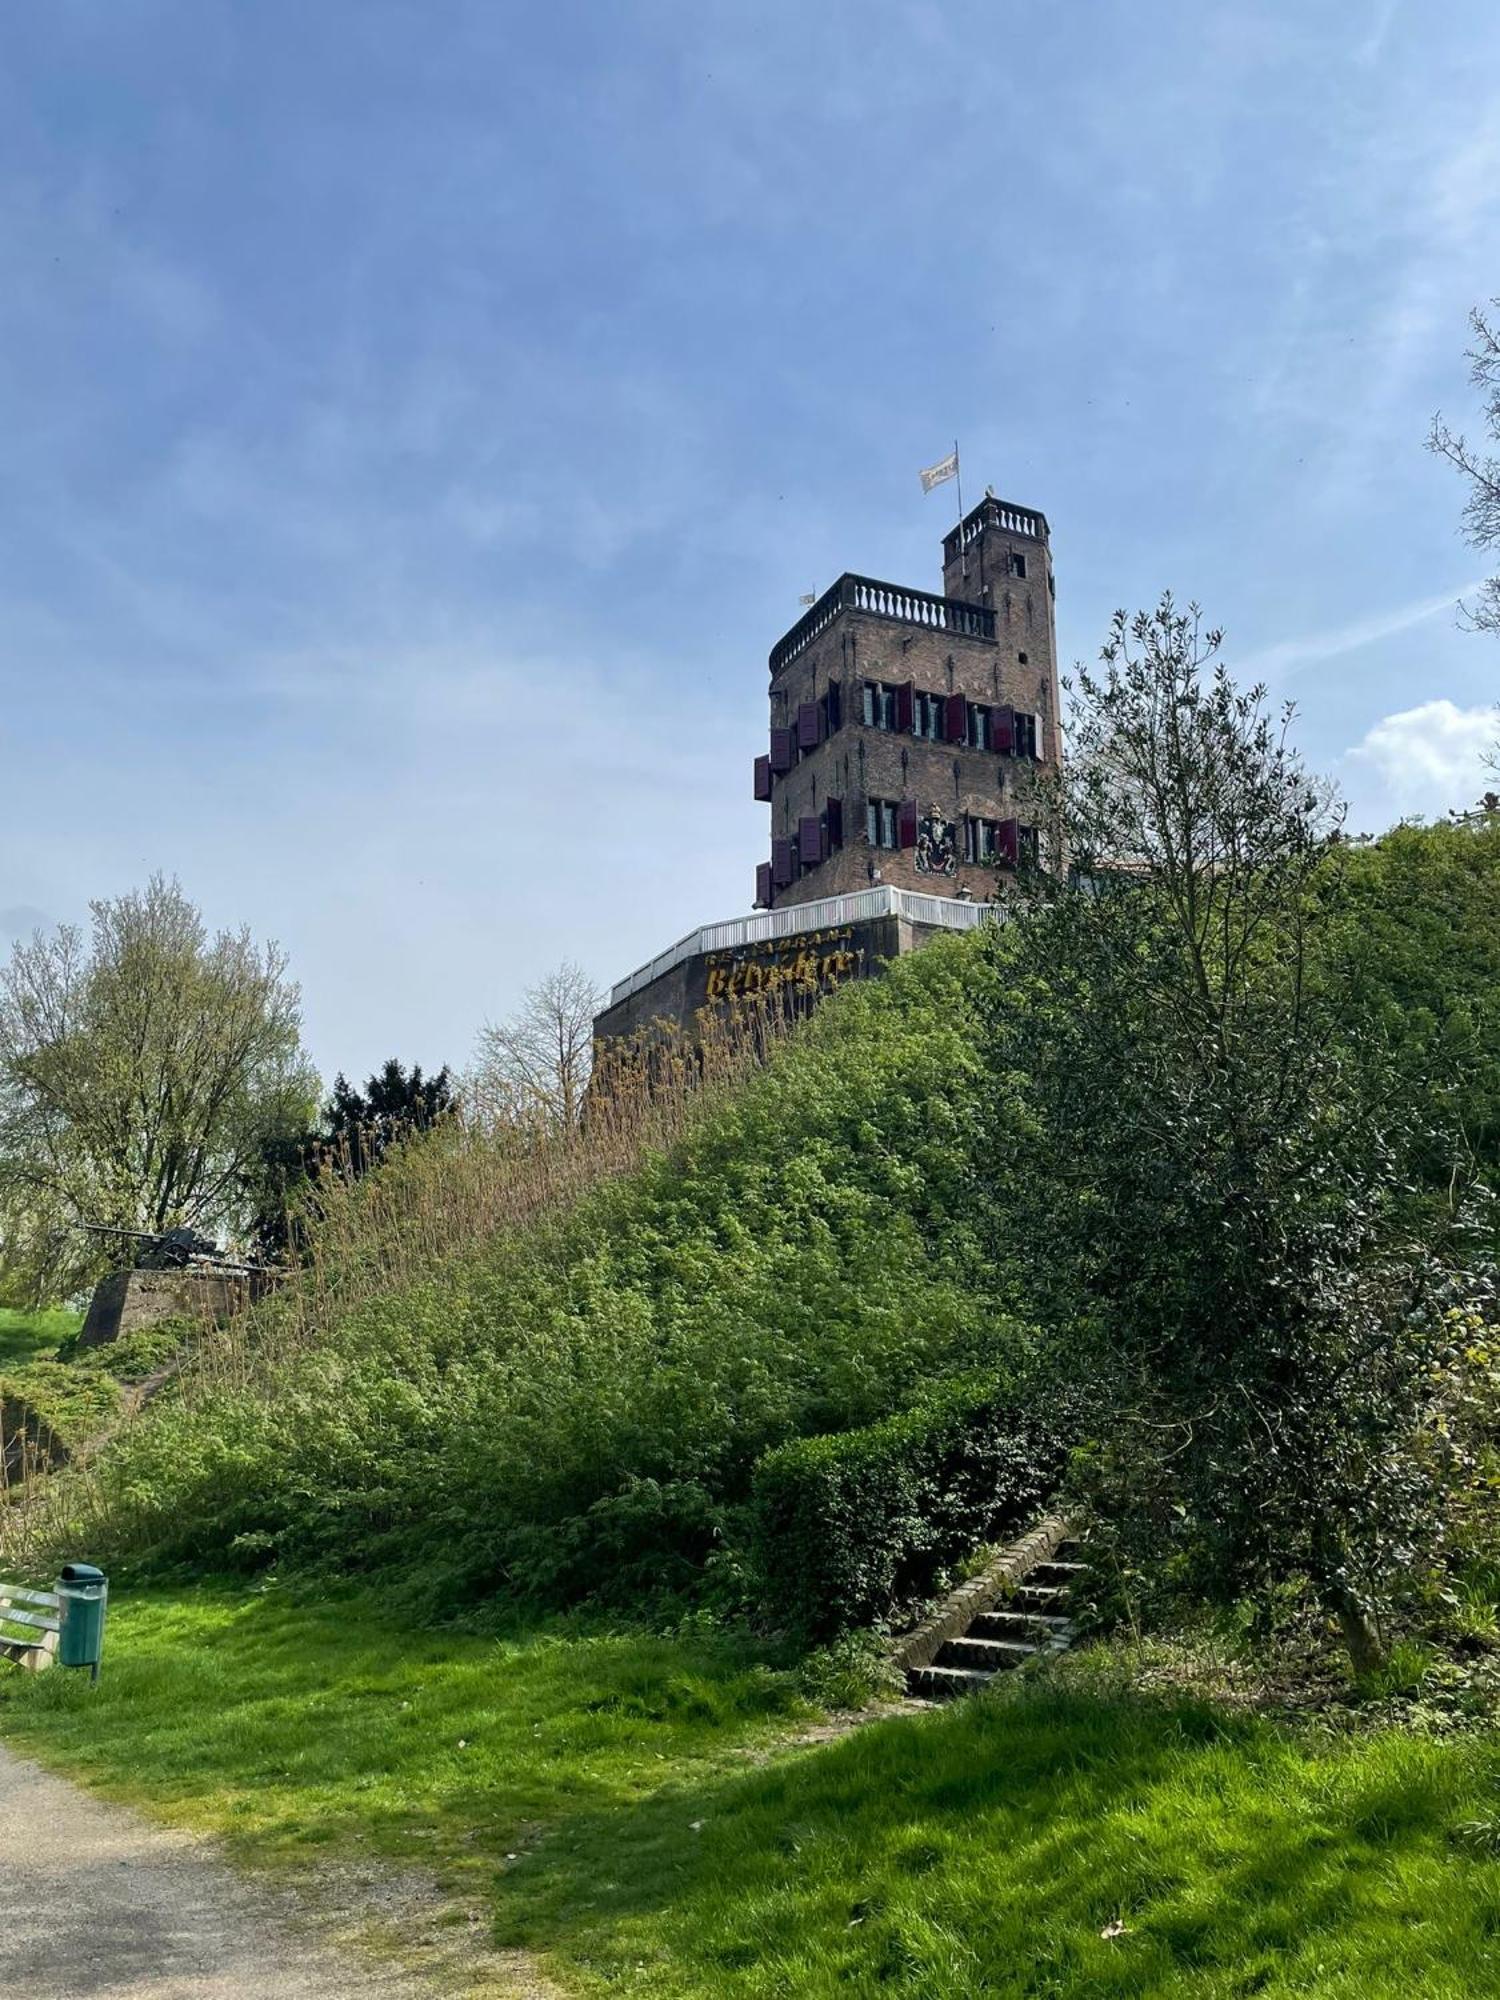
[0,1001,798,1568]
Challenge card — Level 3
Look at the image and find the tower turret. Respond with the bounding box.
[754,492,1061,908]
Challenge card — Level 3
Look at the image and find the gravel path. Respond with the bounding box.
[0,1738,441,1998]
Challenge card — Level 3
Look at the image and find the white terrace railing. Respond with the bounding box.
[606,885,998,1007]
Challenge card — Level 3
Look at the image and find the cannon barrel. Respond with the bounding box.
[73,1220,261,1272]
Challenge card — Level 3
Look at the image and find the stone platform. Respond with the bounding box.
[78,1267,271,1351]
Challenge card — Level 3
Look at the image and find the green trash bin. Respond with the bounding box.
[56,1563,108,1681]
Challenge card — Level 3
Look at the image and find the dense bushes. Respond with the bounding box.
[750,1367,1068,1640]
[61,937,1033,1606]
[1324,818,1500,1183]
[41,815,1498,1641]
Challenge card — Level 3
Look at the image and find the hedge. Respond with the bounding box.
[749,1370,1068,1640]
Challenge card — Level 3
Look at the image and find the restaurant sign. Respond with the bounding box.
[686,920,888,1012]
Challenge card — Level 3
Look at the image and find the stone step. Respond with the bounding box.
[1010,1584,1066,1611]
[936,1635,1040,1672]
[1029,1561,1086,1583]
[971,1609,1073,1641]
[907,1663,994,1699]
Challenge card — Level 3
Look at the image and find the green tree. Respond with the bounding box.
[250,1058,455,1262]
[985,599,1457,1669]
[0,876,318,1298]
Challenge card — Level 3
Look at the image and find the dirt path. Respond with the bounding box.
[0,1738,549,1999]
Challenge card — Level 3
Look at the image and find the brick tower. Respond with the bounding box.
[754,494,1060,908]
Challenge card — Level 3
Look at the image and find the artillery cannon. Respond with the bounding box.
[76,1222,263,1276]
[74,1223,270,1351]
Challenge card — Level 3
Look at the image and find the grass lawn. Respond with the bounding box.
[0,1306,81,1370]
[4,1586,1500,1997]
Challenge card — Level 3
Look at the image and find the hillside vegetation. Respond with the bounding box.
[39,935,1041,1618]
[5,815,1500,1999]
[18,816,1500,1639]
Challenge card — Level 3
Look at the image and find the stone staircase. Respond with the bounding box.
[903,1533,1087,1700]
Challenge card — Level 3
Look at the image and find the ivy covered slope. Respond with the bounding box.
[79,933,1034,1602]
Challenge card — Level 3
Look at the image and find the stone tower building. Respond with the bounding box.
[753,494,1059,908]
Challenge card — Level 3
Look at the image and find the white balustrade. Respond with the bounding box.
[607,886,998,1007]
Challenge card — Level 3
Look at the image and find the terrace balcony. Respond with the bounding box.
[606,883,997,1007]
[942,495,1049,568]
[769,572,996,679]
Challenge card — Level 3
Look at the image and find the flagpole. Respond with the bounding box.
[953,439,966,579]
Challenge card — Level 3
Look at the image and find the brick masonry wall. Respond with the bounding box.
[764,508,1060,909]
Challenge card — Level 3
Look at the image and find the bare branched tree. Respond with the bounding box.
[0,875,318,1298]
[1429,298,1500,639]
[472,961,601,1131]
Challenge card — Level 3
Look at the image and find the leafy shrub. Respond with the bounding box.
[65,1319,194,1383]
[797,1629,904,1707]
[1,1361,121,1457]
[749,1367,1068,1641]
[2,1317,192,1488]
[494,1478,728,1611]
[51,937,1035,1612]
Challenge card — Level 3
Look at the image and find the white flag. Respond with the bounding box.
[919,449,958,494]
[798,592,817,606]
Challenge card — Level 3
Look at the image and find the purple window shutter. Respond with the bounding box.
[770,727,794,774]
[798,701,822,751]
[944,692,967,744]
[753,754,772,802]
[997,817,1019,866]
[755,861,773,908]
[897,800,918,849]
[772,837,794,888]
[992,704,1015,755]
[826,679,843,733]
[826,796,843,849]
[799,815,824,866]
[895,682,914,734]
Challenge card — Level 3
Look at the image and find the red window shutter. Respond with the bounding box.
[898,800,918,849]
[799,815,824,866]
[797,700,822,751]
[772,837,794,888]
[769,727,795,774]
[944,692,967,744]
[895,681,914,733]
[753,754,772,801]
[997,817,1019,866]
[992,704,1015,754]
[826,679,843,732]
[755,862,773,907]
[826,796,843,849]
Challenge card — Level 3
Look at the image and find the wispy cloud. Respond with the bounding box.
[1235,580,1486,681]
[1346,697,1497,817]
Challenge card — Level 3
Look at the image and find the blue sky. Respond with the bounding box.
[2,0,1497,1082]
